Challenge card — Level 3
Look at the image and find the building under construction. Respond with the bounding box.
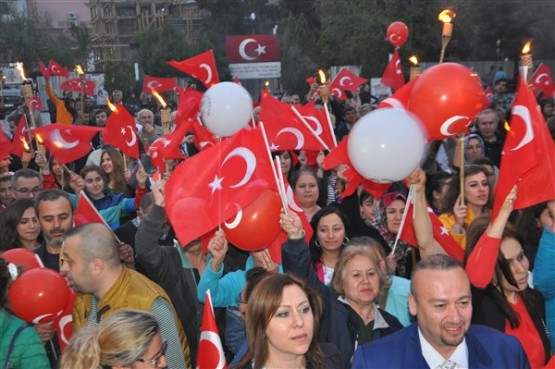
[88,0,203,66]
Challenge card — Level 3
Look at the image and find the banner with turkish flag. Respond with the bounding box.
[381,50,405,92]
[60,78,96,96]
[493,75,555,216]
[531,63,555,98]
[168,50,219,88]
[47,59,70,77]
[147,124,188,172]
[259,91,327,152]
[32,124,103,164]
[197,291,227,369]
[143,76,177,93]
[226,35,280,63]
[0,131,14,159]
[175,87,203,125]
[165,125,276,247]
[74,191,106,226]
[102,104,140,158]
[399,197,465,262]
[329,68,368,93]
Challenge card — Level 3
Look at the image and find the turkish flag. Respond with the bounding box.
[329,68,368,93]
[147,123,188,172]
[54,289,76,351]
[60,78,96,96]
[484,86,494,100]
[143,75,177,93]
[0,131,14,159]
[74,192,106,226]
[531,64,555,98]
[32,124,103,164]
[47,59,70,77]
[103,104,140,158]
[296,100,336,149]
[323,135,391,199]
[493,75,555,216]
[399,199,465,262]
[192,119,218,151]
[376,77,416,111]
[175,87,203,125]
[306,76,316,86]
[10,115,29,158]
[381,50,405,92]
[168,50,219,88]
[165,126,276,247]
[259,91,326,152]
[226,34,280,63]
[197,291,227,369]
[39,60,50,79]
[30,95,44,111]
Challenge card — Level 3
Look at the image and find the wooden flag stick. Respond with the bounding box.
[259,122,288,212]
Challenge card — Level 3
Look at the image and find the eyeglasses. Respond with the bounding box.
[14,187,42,195]
[136,340,167,367]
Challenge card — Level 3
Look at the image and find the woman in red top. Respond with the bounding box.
[465,187,552,368]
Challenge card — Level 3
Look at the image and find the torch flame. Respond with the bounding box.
[504,121,511,132]
[75,65,84,75]
[15,62,27,81]
[20,137,30,151]
[264,80,270,88]
[409,56,419,65]
[106,97,118,112]
[151,90,167,109]
[438,9,456,23]
[35,133,44,144]
[318,69,327,84]
[522,41,532,55]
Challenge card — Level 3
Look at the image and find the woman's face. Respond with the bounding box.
[265,284,314,361]
[294,173,319,208]
[101,153,113,174]
[52,160,63,176]
[84,171,105,199]
[499,237,529,294]
[17,207,40,244]
[316,213,345,254]
[466,138,483,162]
[464,172,489,208]
[537,207,554,229]
[360,197,376,222]
[542,103,554,118]
[385,199,405,234]
[134,333,167,369]
[342,255,380,307]
[279,152,292,175]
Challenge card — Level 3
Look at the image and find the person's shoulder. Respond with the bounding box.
[467,324,521,346]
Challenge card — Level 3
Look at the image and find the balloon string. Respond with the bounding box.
[217,137,222,232]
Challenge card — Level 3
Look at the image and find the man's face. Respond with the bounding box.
[0,180,14,206]
[494,80,507,94]
[113,91,123,103]
[477,113,498,140]
[38,198,74,249]
[409,267,472,358]
[95,112,108,126]
[60,234,94,294]
[344,109,357,123]
[139,111,154,126]
[13,177,42,199]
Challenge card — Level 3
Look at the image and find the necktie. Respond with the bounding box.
[437,360,457,369]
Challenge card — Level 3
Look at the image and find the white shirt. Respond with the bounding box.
[418,328,469,369]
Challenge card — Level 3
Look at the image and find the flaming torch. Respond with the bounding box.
[438,9,456,63]
[520,41,533,83]
[106,97,127,169]
[318,69,337,147]
[75,65,85,112]
[409,55,420,80]
[15,63,39,139]
[152,90,172,173]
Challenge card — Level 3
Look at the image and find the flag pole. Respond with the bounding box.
[259,122,288,211]
[459,135,465,206]
[391,184,415,255]
[290,106,331,151]
[274,157,289,212]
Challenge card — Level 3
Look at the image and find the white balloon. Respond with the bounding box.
[347,109,427,183]
[200,82,253,137]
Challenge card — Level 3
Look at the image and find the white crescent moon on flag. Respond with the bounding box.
[286,185,303,212]
[395,60,402,74]
[332,88,343,98]
[199,64,213,85]
[221,147,256,188]
[534,73,549,85]
[50,65,60,74]
[58,315,73,344]
[124,126,137,146]
[510,105,534,151]
[238,38,257,61]
[302,116,322,135]
[439,115,469,136]
[146,80,162,90]
[339,76,352,87]
[382,98,405,111]
[51,129,79,149]
[198,331,226,369]
[277,128,305,150]
[224,206,243,229]
[199,141,213,149]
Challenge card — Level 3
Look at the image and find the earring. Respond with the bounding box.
[315,239,321,248]
[342,236,350,246]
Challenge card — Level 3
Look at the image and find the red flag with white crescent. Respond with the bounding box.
[47,59,70,77]
[10,115,29,158]
[226,35,280,63]
[0,131,14,160]
[54,290,75,351]
[102,104,140,158]
[197,291,227,369]
[74,192,107,226]
[329,68,368,93]
[380,50,405,92]
[168,50,220,88]
[531,63,555,97]
[143,76,177,93]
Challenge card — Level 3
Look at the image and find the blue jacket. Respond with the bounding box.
[352,323,530,369]
[533,227,555,352]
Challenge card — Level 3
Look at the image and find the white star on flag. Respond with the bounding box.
[440,226,450,236]
[269,142,280,151]
[120,127,126,135]
[255,44,266,55]
[208,175,224,194]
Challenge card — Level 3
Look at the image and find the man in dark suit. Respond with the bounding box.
[352,254,530,369]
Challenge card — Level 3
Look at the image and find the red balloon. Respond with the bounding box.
[408,63,488,140]
[8,268,70,324]
[1,249,42,273]
[223,189,282,251]
[386,21,409,47]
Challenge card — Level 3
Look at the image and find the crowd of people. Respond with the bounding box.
[0,75,554,369]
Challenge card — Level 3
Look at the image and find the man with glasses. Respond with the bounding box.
[11,168,43,199]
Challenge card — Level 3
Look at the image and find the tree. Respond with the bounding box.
[103,61,136,97]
